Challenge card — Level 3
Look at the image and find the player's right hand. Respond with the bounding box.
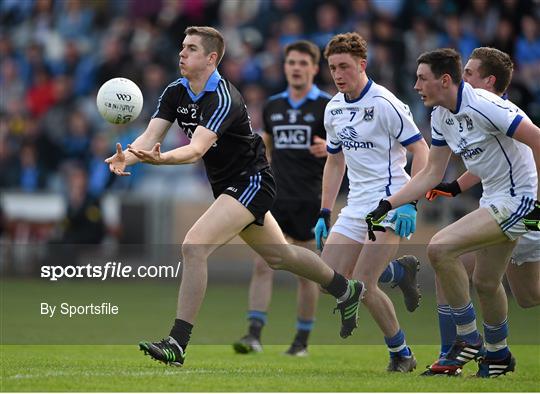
[309,136,328,158]
[523,200,540,231]
[315,208,331,251]
[105,143,131,176]
[425,180,461,201]
[365,199,392,242]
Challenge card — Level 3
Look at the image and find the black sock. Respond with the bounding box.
[294,329,310,346]
[248,318,264,340]
[323,270,348,298]
[169,319,193,350]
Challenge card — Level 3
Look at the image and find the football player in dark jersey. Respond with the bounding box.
[233,40,330,357]
[106,26,364,367]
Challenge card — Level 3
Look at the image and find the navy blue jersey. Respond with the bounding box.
[263,86,331,201]
[153,70,268,185]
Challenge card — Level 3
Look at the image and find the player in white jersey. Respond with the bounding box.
[366,48,540,378]
[422,47,540,376]
[314,32,429,373]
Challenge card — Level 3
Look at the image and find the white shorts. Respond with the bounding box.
[511,231,540,265]
[481,194,536,241]
[330,203,398,244]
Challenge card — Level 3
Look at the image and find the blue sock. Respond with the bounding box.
[385,329,411,358]
[296,318,314,332]
[295,319,314,345]
[450,302,480,344]
[437,304,456,356]
[247,310,267,325]
[484,318,510,360]
[378,260,404,285]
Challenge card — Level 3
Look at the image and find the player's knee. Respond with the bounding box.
[181,241,210,262]
[427,241,447,268]
[515,293,540,309]
[261,251,287,270]
[472,276,499,297]
[263,245,298,270]
[253,259,274,278]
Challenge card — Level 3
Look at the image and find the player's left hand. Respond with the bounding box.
[127,143,164,164]
[390,202,417,238]
[309,136,327,158]
[523,200,540,231]
[365,199,392,241]
[315,208,331,251]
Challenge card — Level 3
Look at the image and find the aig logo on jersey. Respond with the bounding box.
[273,125,311,149]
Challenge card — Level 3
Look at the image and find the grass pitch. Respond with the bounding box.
[1,279,539,391]
[2,344,539,391]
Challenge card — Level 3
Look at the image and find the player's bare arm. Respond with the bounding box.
[105,117,172,176]
[405,138,429,176]
[128,126,218,165]
[387,145,452,209]
[320,150,345,210]
[512,119,540,196]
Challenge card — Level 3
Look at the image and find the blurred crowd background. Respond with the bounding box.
[0,0,539,247]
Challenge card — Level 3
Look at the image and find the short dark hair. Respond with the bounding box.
[284,40,321,64]
[184,26,225,65]
[324,32,367,60]
[470,47,513,94]
[417,48,462,84]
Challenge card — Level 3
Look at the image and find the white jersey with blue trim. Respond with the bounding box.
[324,79,423,206]
[430,82,537,200]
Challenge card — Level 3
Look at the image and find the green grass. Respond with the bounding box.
[1,344,539,391]
[1,279,539,391]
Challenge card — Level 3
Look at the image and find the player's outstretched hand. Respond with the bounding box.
[425,180,461,201]
[390,202,417,238]
[523,200,540,231]
[365,200,392,242]
[315,208,331,251]
[105,143,131,176]
[128,143,164,165]
[309,136,328,158]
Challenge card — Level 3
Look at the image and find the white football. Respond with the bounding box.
[96,78,143,124]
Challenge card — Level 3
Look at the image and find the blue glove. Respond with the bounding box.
[315,209,331,251]
[390,202,417,238]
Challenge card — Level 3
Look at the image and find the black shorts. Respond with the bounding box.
[271,199,320,241]
[212,168,276,226]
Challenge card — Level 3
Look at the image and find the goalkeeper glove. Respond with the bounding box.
[523,200,540,231]
[365,200,392,242]
[425,180,461,201]
[390,201,417,238]
[315,209,331,251]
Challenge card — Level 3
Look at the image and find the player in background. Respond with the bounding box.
[233,40,330,357]
[316,32,429,372]
[233,41,421,357]
[366,48,540,377]
[422,47,540,376]
[106,26,365,367]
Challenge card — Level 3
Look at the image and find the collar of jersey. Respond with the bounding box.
[180,69,222,102]
[501,92,508,100]
[451,80,465,114]
[344,79,372,103]
[280,85,322,109]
